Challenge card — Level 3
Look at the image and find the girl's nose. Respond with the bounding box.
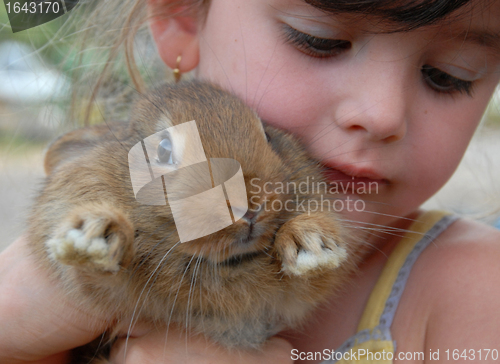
[336,53,410,143]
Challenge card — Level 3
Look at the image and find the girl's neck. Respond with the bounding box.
[361,209,422,263]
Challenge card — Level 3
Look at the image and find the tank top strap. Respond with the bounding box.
[356,210,459,332]
[321,210,458,364]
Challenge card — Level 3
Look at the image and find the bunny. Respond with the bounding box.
[28,81,363,362]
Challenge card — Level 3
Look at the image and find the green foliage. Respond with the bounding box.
[0,2,69,64]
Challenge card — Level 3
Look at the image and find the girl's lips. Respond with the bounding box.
[322,165,389,193]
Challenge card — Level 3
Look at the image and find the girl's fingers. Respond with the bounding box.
[110,327,294,364]
[0,236,108,363]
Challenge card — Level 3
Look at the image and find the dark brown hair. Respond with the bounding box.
[305,0,473,30]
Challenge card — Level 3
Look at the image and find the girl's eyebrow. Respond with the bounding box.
[459,29,500,56]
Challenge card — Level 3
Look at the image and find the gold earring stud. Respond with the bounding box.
[173,55,182,83]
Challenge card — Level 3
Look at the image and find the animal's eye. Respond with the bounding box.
[157,137,174,164]
[265,132,271,143]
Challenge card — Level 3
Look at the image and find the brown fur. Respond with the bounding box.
[28,81,365,362]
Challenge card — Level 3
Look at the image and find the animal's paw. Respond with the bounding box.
[274,213,347,276]
[46,204,134,272]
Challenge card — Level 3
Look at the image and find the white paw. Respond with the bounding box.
[47,228,122,272]
[283,232,347,276]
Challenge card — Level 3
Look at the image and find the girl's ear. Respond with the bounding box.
[147,1,200,74]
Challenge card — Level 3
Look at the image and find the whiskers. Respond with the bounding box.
[183,246,206,351]
[122,239,182,362]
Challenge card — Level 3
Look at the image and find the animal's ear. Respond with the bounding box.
[44,121,129,175]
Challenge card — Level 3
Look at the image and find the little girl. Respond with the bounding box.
[1,0,500,363]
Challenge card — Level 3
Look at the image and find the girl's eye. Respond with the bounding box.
[421,65,474,96]
[283,25,351,58]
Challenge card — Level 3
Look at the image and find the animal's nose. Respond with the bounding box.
[242,209,257,223]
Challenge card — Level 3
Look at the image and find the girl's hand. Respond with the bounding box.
[0,236,108,364]
[111,326,294,364]
[0,236,294,364]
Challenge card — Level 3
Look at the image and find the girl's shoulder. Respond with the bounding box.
[395,217,500,359]
[422,216,500,310]
[421,217,500,286]
[424,216,500,313]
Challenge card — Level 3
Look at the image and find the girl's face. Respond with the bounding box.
[194,0,500,228]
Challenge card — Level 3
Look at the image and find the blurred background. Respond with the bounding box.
[1,3,500,251]
[0,1,167,251]
[1,4,74,251]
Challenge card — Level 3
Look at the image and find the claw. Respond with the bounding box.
[46,205,133,273]
[275,213,347,276]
